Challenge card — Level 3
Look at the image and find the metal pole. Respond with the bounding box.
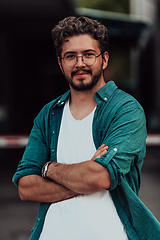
[154,1,160,130]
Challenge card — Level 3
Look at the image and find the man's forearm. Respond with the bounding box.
[46,160,111,194]
[18,175,79,203]
[46,145,110,194]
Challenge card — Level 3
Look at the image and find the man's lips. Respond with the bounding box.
[71,69,92,78]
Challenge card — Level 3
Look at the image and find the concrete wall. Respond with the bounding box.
[130,0,156,23]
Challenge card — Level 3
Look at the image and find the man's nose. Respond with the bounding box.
[75,56,86,67]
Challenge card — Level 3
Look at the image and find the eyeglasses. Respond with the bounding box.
[61,52,103,67]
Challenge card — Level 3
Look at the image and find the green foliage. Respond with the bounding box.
[77,0,129,14]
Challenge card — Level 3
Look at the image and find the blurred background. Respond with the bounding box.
[0,0,160,239]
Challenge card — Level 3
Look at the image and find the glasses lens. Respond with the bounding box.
[64,54,76,67]
[83,54,96,66]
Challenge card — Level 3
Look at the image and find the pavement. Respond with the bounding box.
[0,146,160,240]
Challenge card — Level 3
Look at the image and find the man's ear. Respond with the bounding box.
[58,57,64,74]
[102,52,109,70]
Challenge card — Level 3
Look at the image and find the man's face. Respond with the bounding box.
[58,34,109,92]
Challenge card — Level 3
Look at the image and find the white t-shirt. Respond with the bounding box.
[39,100,128,240]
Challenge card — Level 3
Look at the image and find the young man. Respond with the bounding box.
[13,16,160,239]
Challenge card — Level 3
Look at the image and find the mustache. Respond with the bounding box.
[71,69,92,77]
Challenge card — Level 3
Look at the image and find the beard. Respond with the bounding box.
[64,63,104,92]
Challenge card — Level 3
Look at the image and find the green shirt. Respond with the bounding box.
[13,81,160,239]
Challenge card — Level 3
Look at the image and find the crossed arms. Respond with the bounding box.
[18,144,110,203]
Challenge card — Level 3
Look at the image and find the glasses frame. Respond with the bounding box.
[61,52,103,67]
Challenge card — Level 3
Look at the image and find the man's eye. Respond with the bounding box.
[66,55,75,60]
[84,53,94,58]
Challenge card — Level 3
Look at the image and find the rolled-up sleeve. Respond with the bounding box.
[12,110,50,186]
[94,104,147,191]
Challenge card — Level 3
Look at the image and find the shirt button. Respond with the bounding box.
[52,149,54,152]
[61,102,64,105]
[104,97,107,101]
[113,148,117,152]
[53,131,55,134]
[58,100,60,103]
[52,112,54,115]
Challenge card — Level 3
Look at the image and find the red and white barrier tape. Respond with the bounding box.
[0,134,160,148]
[0,135,28,148]
[146,134,160,146]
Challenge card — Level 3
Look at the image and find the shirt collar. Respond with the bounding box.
[95,81,118,103]
[52,90,70,108]
[52,81,117,108]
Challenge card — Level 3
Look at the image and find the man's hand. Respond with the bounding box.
[91,144,108,160]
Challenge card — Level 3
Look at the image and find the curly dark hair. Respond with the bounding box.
[52,16,109,58]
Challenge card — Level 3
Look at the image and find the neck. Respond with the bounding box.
[69,78,105,120]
